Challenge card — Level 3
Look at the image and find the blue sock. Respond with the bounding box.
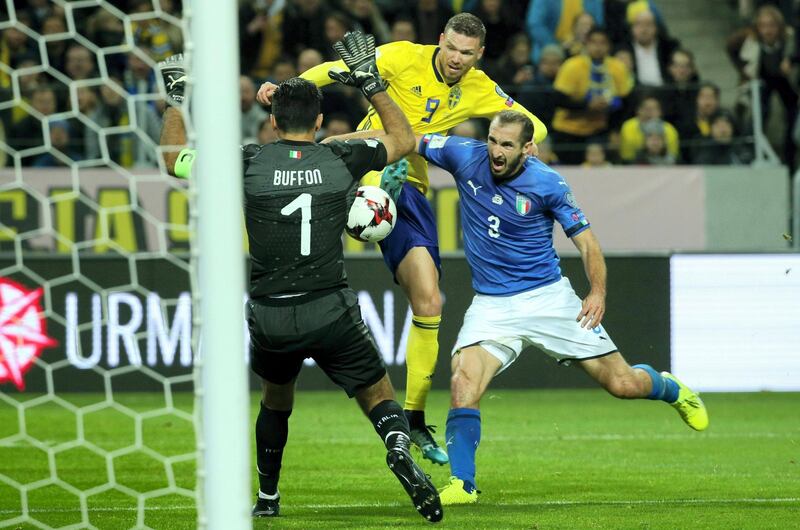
[633,364,679,403]
[445,408,480,491]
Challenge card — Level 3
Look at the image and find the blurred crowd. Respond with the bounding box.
[1,0,798,170]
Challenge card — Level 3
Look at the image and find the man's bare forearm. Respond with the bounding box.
[582,245,607,296]
[369,91,414,162]
[573,229,607,296]
[160,107,187,176]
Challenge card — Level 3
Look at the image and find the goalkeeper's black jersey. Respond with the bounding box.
[243,138,387,299]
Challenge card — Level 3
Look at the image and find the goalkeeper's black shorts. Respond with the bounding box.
[247,287,386,398]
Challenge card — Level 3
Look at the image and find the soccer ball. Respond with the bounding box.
[346,186,397,243]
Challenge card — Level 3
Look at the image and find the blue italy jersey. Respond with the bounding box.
[418,134,590,296]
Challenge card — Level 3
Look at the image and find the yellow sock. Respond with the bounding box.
[404,314,441,412]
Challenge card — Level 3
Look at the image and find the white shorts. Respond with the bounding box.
[452,277,618,373]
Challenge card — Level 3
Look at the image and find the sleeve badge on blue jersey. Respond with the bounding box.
[423,134,448,149]
[515,193,532,215]
[565,191,579,208]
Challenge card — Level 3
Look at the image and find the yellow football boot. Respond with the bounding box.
[438,477,478,506]
[661,372,709,431]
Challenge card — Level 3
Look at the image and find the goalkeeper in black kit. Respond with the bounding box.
[158,32,442,523]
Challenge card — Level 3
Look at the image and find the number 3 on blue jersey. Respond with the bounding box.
[421,98,440,123]
[487,215,500,238]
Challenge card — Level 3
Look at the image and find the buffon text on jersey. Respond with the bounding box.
[273,169,323,186]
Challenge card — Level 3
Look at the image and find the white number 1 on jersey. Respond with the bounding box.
[281,193,312,255]
[487,215,500,238]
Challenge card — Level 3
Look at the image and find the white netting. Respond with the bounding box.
[0,1,199,528]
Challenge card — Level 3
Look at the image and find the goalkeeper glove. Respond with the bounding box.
[158,53,187,107]
[328,31,386,100]
[379,158,408,203]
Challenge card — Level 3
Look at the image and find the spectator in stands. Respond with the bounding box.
[613,48,634,73]
[660,49,700,127]
[535,43,565,86]
[522,43,565,129]
[408,0,454,45]
[691,111,752,165]
[75,86,101,160]
[269,56,298,82]
[727,4,797,167]
[323,113,354,138]
[485,33,535,90]
[10,85,57,157]
[1,26,36,88]
[87,8,125,48]
[156,0,184,51]
[344,0,392,44]
[617,8,680,87]
[604,0,667,46]
[64,44,97,81]
[17,59,43,95]
[130,0,175,61]
[551,28,634,164]
[239,0,285,79]
[124,49,157,99]
[678,81,721,162]
[526,0,604,64]
[33,120,81,166]
[322,12,353,61]
[297,48,323,74]
[450,119,484,140]
[582,142,612,167]
[536,136,559,165]
[42,15,68,73]
[241,76,269,144]
[24,0,53,31]
[470,0,522,63]
[634,119,676,164]
[562,11,596,59]
[390,16,417,43]
[84,79,161,167]
[619,94,680,162]
[282,0,332,57]
[86,9,127,77]
[7,59,44,128]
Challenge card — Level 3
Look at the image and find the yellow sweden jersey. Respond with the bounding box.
[301,41,548,193]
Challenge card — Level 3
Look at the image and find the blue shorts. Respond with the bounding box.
[378,183,441,281]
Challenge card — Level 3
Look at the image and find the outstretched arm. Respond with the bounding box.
[571,228,607,329]
[160,107,187,176]
[325,32,413,163]
[157,54,194,178]
[368,92,413,163]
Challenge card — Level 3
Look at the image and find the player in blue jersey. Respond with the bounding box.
[414,110,709,505]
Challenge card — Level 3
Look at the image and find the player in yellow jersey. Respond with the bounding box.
[257,14,547,466]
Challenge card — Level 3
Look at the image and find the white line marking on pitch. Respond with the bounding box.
[1,497,798,516]
[1,432,796,448]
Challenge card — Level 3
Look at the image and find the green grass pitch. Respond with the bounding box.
[1,389,798,529]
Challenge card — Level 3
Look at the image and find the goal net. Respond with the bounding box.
[0,1,212,528]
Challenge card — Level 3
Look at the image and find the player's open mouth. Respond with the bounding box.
[491,159,505,171]
[447,63,461,73]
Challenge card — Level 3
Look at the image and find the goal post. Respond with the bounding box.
[0,0,251,527]
[190,0,251,528]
